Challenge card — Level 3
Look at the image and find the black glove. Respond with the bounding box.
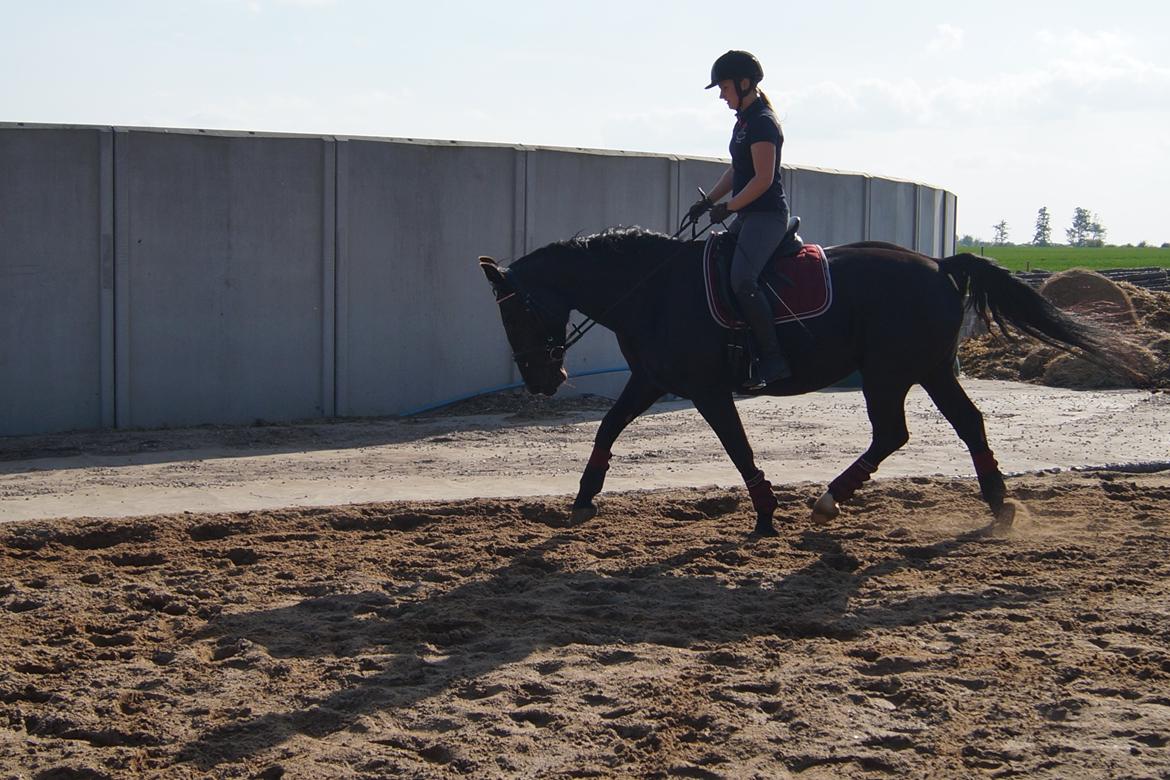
[686,196,712,223]
[709,202,732,224]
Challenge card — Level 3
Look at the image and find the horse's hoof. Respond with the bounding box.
[571,504,597,524]
[993,502,1016,530]
[752,520,779,537]
[810,491,840,524]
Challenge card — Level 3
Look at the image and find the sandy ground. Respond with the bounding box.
[3,379,1170,778]
[2,471,1169,778]
[2,380,1168,524]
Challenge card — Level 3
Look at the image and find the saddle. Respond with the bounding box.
[703,216,833,330]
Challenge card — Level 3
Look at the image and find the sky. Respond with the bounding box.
[4,0,1169,245]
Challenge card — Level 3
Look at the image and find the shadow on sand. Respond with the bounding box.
[179,523,1027,769]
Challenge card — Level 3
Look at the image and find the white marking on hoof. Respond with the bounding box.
[811,491,840,524]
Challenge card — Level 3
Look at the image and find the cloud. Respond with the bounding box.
[775,27,1170,138]
[926,23,964,55]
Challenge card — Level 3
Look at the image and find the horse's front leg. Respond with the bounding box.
[572,372,664,522]
[693,392,779,537]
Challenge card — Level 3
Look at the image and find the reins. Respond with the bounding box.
[562,213,716,352]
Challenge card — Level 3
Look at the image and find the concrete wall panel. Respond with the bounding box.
[118,130,328,427]
[0,128,105,435]
[943,192,957,256]
[339,140,516,416]
[789,168,866,246]
[868,178,917,248]
[917,186,945,256]
[676,157,731,225]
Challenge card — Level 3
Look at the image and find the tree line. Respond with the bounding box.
[959,208,1166,249]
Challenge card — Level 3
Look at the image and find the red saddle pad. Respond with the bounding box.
[703,234,833,329]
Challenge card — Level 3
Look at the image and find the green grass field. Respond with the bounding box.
[958,244,1170,272]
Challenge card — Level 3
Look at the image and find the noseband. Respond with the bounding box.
[492,287,566,372]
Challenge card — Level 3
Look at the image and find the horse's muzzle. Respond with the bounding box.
[527,366,567,396]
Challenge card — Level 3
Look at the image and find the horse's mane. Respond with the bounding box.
[505,226,688,282]
[554,226,682,260]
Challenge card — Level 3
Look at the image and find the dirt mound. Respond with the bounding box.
[959,272,1170,389]
[2,472,1169,777]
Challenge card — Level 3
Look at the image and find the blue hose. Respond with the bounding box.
[398,366,630,417]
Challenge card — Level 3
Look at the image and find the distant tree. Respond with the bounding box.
[993,220,1009,245]
[1066,207,1093,246]
[1138,240,1149,248]
[1163,242,1170,249]
[958,234,976,247]
[1087,215,1107,247]
[1032,207,1052,246]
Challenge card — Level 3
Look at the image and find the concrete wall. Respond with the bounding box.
[1,128,110,434]
[337,139,517,418]
[116,130,331,428]
[868,177,918,249]
[1,123,957,435]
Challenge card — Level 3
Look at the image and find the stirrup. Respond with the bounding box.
[744,355,791,389]
[744,376,767,391]
[742,363,769,390]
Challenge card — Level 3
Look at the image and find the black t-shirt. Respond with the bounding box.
[730,98,788,214]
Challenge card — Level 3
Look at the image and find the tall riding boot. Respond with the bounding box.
[736,285,792,388]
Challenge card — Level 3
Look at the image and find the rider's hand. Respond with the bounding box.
[709,202,732,224]
[686,196,712,223]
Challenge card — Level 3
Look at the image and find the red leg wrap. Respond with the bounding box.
[828,458,876,503]
[578,447,612,503]
[746,470,778,516]
[972,450,999,477]
[587,447,612,471]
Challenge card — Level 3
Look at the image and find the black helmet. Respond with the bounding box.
[705,50,764,89]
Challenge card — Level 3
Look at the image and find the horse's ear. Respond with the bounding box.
[479,257,507,286]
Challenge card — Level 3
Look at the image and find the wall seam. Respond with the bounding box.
[321,139,337,418]
[913,184,922,253]
[112,128,131,428]
[99,129,115,429]
[334,139,350,417]
[862,175,872,240]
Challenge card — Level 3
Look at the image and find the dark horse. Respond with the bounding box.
[479,227,1144,536]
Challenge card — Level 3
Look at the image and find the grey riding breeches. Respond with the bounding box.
[728,210,790,296]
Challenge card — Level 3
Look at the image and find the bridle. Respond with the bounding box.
[491,284,567,374]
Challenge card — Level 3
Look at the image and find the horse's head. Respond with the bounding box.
[479,256,568,396]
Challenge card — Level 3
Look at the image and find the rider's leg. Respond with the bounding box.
[730,212,792,386]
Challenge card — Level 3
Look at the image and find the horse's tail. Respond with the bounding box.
[938,252,1150,386]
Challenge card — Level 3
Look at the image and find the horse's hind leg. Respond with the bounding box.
[813,378,911,522]
[920,365,1012,525]
[572,372,663,522]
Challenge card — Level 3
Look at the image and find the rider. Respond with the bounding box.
[688,50,792,386]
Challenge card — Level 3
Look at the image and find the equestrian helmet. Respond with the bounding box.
[706,50,764,89]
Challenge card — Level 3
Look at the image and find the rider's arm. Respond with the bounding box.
[707,167,734,203]
[727,142,775,212]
